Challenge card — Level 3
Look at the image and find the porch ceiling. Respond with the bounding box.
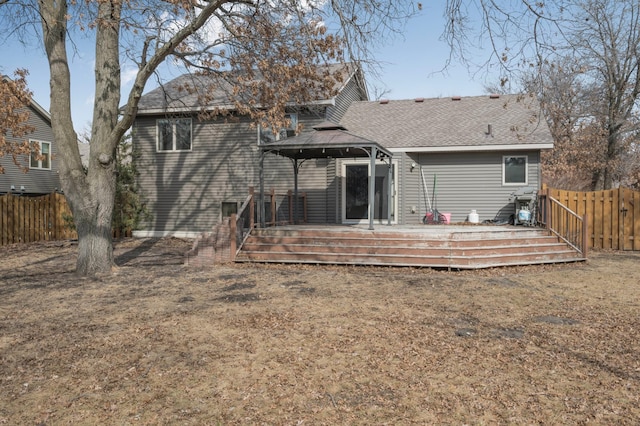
[260,121,392,160]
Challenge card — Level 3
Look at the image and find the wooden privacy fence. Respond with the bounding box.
[1,192,78,246]
[541,185,640,251]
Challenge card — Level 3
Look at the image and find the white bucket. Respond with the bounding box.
[468,210,479,223]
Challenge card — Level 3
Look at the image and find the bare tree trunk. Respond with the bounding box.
[592,171,604,191]
[39,0,120,275]
[75,202,115,275]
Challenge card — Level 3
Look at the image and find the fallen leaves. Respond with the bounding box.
[1,239,640,424]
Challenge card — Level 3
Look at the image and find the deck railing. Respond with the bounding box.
[230,188,256,260]
[229,187,307,260]
[260,188,307,226]
[538,189,588,257]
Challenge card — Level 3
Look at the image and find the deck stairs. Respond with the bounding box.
[234,226,586,269]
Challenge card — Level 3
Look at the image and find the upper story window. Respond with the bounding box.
[30,140,51,170]
[157,118,192,152]
[259,113,298,144]
[503,155,528,185]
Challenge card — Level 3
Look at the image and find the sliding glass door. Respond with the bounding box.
[342,161,396,223]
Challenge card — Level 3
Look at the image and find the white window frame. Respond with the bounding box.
[259,113,298,144]
[502,155,528,186]
[156,118,192,152]
[29,140,51,170]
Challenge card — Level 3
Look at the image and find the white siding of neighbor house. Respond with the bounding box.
[399,151,541,224]
[0,105,60,195]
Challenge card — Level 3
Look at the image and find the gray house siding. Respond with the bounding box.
[0,105,59,195]
[395,153,413,225]
[326,76,367,123]
[133,115,255,234]
[133,73,553,235]
[133,112,335,236]
[325,159,338,223]
[399,150,541,224]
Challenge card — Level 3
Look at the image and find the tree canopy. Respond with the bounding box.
[0,0,419,275]
[445,0,640,190]
[0,69,35,173]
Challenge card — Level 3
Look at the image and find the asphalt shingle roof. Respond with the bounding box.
[136,63,359,114]
[339,94,553,151]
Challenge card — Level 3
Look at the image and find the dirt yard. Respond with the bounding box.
[1,238,639,425]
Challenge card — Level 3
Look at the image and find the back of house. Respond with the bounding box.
[131,64,554,238]
[339,94,554,225]
[132,63,369,237]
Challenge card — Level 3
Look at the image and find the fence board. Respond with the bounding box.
[635,190,640,250]
[610,189,616,248]
[1,195,7,245]
[0,193,78,246]
[544,186,640,251]
[0,192,131,246]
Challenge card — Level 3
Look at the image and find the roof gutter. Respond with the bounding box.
[389,143,554,153]
[134,98,336,116]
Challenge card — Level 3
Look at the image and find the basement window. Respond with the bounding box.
[221,202,238,217]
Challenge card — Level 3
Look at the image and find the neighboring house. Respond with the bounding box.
[0,95,60,195]
[132,64,553,237]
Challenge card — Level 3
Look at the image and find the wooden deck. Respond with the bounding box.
[235,224,587,270]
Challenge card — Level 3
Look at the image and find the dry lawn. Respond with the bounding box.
[1,238,639,425]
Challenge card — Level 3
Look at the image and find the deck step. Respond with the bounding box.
[235,226,586,269]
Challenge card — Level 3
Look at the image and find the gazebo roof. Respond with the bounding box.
[260,121,392,160]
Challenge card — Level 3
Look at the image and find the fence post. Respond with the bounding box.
[582,213,589,258]
[619,187,625,251]
[249,187,255,230]
[1,195,6,245]
[544,188,551,231]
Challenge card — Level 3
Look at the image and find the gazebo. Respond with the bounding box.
[259,121,393,230]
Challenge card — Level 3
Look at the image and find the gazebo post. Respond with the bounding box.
[293,159,299,224]
[387,161,392,226]
[259,150,265,228]
[368,146,377,230]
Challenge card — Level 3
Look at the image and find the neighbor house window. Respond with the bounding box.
[157,118,192,152]
[259,113,298,143]
[30,140,51,170]
[503,155,528,185]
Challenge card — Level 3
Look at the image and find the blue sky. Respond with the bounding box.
[371,2,497,100]
[0,2,498,133]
